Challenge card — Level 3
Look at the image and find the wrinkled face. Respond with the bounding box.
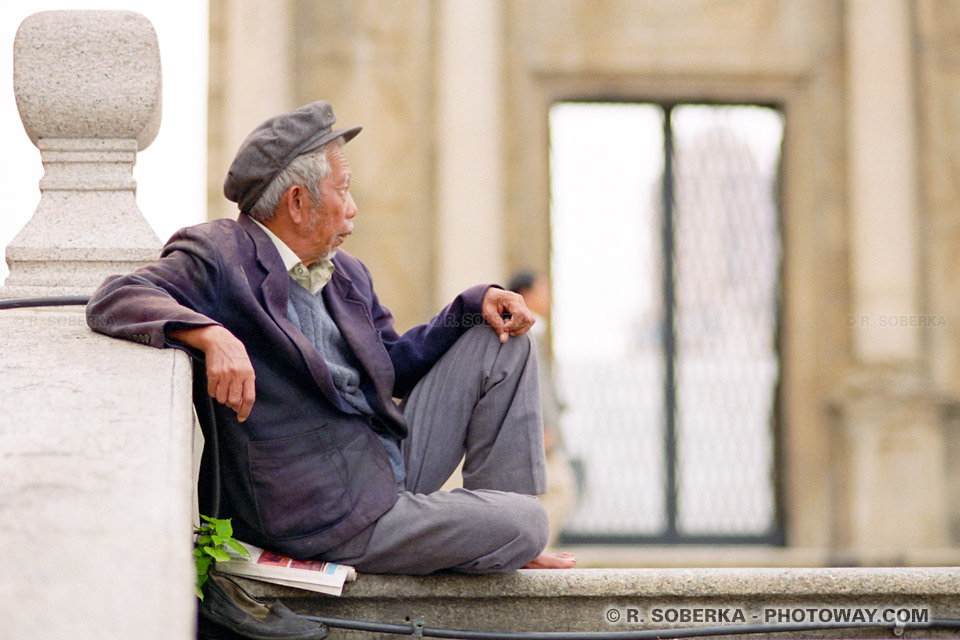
[301,143,356,264]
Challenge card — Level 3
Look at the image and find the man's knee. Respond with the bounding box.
[519,495,550,556]
[448,490,548,573]
[460,324,534,357]
[494,493,549,564]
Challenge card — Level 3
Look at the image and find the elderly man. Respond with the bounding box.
[87,101,575,574]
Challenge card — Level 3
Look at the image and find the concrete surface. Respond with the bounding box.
[0,307,195,639]
[240,566,960,639]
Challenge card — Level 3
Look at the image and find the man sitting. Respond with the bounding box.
[87,101,575,573]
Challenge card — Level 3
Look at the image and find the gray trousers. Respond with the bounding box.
[319,326,549,574]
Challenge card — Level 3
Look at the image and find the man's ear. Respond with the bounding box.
[284,184,307,225]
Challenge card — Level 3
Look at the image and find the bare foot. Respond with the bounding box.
[521,551,577,569]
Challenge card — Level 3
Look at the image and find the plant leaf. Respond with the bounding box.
[203,546,231,562]
[225,538,250,557]
[196,555,212,573]
[214,519,233,539]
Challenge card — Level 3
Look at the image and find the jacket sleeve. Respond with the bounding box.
[359,259,492,397]
[86,225,225,349]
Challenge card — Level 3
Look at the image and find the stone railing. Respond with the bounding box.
[0,11,194,640]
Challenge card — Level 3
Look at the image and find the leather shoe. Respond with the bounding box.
[198,570,328,640]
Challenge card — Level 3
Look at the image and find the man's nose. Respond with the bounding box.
[345,193,357,218]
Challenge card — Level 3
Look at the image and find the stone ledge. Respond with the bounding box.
[0,308,196,638]
[239,567,960,639]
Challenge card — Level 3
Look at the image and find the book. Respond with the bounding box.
[215,540,357,596]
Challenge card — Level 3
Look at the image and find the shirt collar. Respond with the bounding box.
[251,218,335,294]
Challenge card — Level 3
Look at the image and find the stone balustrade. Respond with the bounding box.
[4,10,163,299]
[0,11,194,640]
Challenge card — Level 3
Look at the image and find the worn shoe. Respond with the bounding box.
[198,570,328,640]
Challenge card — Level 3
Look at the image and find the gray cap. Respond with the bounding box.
[223,100,361,213]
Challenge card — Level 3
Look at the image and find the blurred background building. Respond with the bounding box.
[76,0,960,565]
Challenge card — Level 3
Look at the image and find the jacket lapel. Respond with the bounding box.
[323,268,398,411]
[238,215,351,412]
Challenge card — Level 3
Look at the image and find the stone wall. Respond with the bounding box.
[916,0,960,545]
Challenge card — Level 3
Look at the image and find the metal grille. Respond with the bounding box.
[549,102,783,544]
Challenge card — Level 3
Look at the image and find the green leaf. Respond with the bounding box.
[214,519,233,539]
[203,546,231,562]
[196,514,245,599]
[196,555,213,573]
[225,538,250,558]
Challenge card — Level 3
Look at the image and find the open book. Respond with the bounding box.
[215,540,358,596]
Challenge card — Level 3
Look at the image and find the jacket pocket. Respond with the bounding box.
[247,429,351,539]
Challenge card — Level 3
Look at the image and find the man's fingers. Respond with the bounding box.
[482,287,537,342]
[189,325,256,421]
[236,378,256,422]
[493,317,509,343]
[487,310,505,335]
[206,359,256,419]
[500,309,534,337]
[226,379,244,411]
[214,376,230,405]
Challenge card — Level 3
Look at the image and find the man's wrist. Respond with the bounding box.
[169,324,221,351]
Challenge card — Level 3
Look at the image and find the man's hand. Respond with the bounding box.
[169,325,256,422]
[481,288,536,343]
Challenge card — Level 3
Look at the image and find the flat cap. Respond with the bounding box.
[224,101,361,213]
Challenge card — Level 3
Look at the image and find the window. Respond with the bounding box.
[549,102,784,543]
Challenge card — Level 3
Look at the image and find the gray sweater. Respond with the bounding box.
[287,279,405,483]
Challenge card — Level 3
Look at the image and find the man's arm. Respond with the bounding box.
[168,325,256,422]
[87,226,225,347]
[373,284,535,396]
[87,224,256,422]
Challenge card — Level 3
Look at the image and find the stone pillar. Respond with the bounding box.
[4,10,163,299]
[207,0,294,222]
[434,0,506,303]
[0,11,194,640]
[831,0,949,553]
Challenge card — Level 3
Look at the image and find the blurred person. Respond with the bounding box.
[508,270,578,548]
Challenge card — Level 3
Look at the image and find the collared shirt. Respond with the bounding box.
[251,218,334,294]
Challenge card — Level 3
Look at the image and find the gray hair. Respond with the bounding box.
[247,136,345,221]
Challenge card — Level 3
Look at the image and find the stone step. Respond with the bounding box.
[238,567,960,640]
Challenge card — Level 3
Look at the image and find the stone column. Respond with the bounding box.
[207,0,294,222]
[0,11,194,640]
[434,0,506,304]
[3,10,163,298]
[831,0,950,553]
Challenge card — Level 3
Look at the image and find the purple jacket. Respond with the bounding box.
[87,215,488,557]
